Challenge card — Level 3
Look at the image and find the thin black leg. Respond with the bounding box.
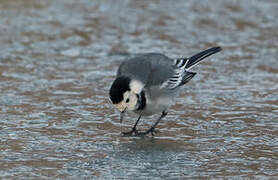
[122,114,142,136]
[137,111,168,136]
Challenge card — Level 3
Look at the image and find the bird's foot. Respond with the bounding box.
[122,127,138,136]
[136,127,159,136]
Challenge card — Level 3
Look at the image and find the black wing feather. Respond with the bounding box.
[161,46,221,89]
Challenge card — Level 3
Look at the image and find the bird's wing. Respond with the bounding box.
[160,46,222,90]
[160,58,196,90]
[141,54,175,87]
[116,47,221,90]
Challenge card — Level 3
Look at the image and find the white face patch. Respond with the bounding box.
[115,91,138,112]
[129,80,144,94]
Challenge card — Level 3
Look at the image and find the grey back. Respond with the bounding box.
[117,53,174,87]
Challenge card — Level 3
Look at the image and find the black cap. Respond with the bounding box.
[109,76,131,104]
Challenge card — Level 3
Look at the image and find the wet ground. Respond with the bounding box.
[0,0,278,179]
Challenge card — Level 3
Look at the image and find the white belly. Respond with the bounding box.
[140,95,173,116]
[133,86,179,116]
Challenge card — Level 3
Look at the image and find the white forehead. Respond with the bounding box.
[130,80,144,94]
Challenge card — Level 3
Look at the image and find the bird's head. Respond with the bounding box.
[109,76,145,121]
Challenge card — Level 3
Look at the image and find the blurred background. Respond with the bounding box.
[0,0,277,179]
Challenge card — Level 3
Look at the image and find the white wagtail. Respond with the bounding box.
[109,46,222,136]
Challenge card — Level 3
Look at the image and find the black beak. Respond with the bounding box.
[120,108,126,123]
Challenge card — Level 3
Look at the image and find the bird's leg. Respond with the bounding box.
[137,111,168,136]
[122,114,142,136]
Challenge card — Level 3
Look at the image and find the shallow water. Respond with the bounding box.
[0,0,277,179]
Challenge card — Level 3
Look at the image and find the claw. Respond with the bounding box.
[136,127,159,136]
[122,128,138,136]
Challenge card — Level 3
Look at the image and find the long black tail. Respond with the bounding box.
[185,46,222,69]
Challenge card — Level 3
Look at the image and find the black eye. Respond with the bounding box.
[126,98,130,103]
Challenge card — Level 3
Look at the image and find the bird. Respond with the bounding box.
[109,46,222,136]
